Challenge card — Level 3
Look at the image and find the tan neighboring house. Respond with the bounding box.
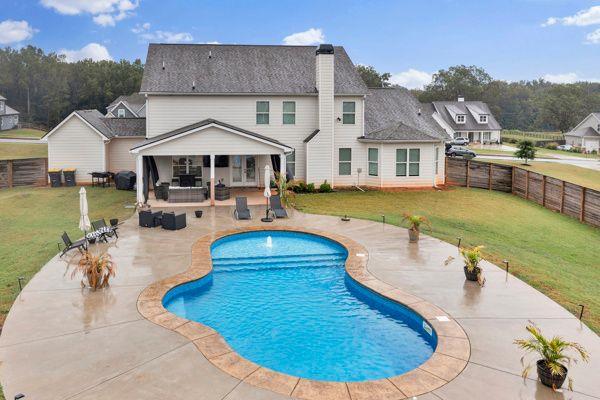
[44,43,450,203]
[564,113,600,153]
[431,97,501,143]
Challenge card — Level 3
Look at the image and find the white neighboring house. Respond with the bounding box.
[431,97,501,144]
[0,94,19,131]
[45,43,450,204]
[564,113,600,153]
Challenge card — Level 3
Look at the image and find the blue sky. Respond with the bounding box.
[1,0,599,88]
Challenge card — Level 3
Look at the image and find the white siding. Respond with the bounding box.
[333,96,365,186]
[376,142,443,188]
[146,95,317,180]
[47,116,106,182]
[108,137,144,172]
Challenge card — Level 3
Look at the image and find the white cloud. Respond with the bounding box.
[283,28,324,45]
[59,43,112,62]
[132,23,194,43]
[0,20,37,45]
[389,69,432,89]
[585,28,600,44]
[541,72,600,84]
[40,0,138,26]
[543,5,600,27]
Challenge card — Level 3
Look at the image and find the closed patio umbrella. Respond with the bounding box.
[261,165,273,222]
[79,187,91,233]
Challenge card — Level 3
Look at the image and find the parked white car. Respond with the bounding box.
[451,137,470,145]
[556,144,573,151]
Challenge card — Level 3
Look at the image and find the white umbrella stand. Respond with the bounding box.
[261,165,273,223]
[79,187,91,235]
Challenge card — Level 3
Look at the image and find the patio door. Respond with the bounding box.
[230,155,257,186]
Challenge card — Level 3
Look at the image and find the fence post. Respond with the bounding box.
[525,170,529,199]
[488,163,493,190]
[560,181,565,213]
[466,160,470,188]
[511,166,515,194]
[542,175,546,207]
[580,187,586,222]
[7,160,13,188]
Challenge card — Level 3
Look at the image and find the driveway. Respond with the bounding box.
[1,206,598,400]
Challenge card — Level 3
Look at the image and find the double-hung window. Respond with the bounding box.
[338,148,351,175]
[256,101,269,124]
[368,148,378,176]
[396,149,407,176]
[283,101,295,124]
[286,151,296,177]
[343,102,355,124]
[456,115,465,123]
[409,149,420,176]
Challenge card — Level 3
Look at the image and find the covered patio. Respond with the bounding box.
[130,119,293,206]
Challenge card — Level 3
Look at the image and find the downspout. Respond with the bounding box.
[432,143,437,188]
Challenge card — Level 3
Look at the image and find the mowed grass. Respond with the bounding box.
[295,188,600,334]
[0,187,136,327]
[0,128,46,139]
[0,142,47,160]
[481,159,600,191]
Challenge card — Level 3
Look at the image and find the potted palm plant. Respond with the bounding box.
[514,322,589,391]
[72,250,117,290]
[460,245,485,285]
[401,213,430,243]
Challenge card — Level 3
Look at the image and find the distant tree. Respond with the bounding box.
[533,84,587,132]
[514,140,536,165]
[420,65,493,102]
[356,65,391,88]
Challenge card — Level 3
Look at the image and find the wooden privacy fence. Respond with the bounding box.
[445,157,600,228]
[0,158,48,189]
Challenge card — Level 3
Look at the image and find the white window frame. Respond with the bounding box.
[396,148,407,177]
[409,148,420,176]
[456,114,466,124]
[286,151,296,177]
[283,101,295,125]
[256,101,269,124]
[479,115,488,123]
[117,108,126,118]
[338,148,352,176]
[343,101,356,124]
[368,148,378,176]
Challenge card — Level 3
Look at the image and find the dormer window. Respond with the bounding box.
[117,108,126,118]
[479,115,488,123]
[456,115,466,124]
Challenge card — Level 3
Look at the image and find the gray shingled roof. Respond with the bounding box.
[433,101,501,131]
[362,88,449,142]
[74,110,145,138]
[0,94,6,101]
[131,118,292,151]
[108,93,146,115]
[1,105,19,116]
[140,44,368,95]
[565,126,600,138]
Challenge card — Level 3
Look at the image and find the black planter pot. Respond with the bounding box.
[194,210,203,218]
[49,171,62,187]
[463,266,481,281]
[537,360,567,389]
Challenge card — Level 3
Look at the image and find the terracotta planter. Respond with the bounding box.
[537,360,567,389]
[463,266,481,281]
[408,228,420,243]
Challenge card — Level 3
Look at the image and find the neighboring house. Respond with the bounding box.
[106,93,146,118]
[43,110,145,182]
[432,97,501,143]
[564,113,600,152]
[0,94,20,131]
[46,43,449,203]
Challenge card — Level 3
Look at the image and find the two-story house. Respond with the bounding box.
[432,97,501,144]
[0,94,20,131]
[44,43,449,205]
[564,113,600,153]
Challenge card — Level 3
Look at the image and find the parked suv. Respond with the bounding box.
[451,137,470,146]
[446,146,476,158]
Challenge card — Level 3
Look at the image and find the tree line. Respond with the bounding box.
[0,46,143,129]
[357,65,600,132]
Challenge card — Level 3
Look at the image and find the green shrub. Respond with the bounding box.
[307,183,316,193]
[545,142,558,150]
[319,180,333,193]
[292,181,308,193]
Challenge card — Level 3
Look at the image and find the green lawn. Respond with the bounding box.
[0,187,136,327]
[295,188,600,334]
[0,128,46,139]
[0,142,47,160]
[481,159,600,191]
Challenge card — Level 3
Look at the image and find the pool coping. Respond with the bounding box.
[136,226,470,400]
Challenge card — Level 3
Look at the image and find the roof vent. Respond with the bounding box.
[457,96,465,102]
[162,61,165,70]
[192,80,195,90]
[208,50,212,59]
[316,44,334,55]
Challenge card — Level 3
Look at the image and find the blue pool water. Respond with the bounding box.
[163,231,436,381]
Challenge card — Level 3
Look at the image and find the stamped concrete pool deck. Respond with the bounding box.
[1,206,599,400]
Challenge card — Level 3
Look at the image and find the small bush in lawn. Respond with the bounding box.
[307,183,316,193]
[292,182,308,193]
[545,142,558,150]
[319,180,332,193]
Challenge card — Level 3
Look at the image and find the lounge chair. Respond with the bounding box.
[161,212,187,230]
[270,195,288,218]
[234,197,251,220]
[139,210,163,228]
[60,232,87,257]
[91,219,118,241]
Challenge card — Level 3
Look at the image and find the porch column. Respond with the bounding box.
[210,154,215,206]
[136,155,144,204]
[279,153,286,183]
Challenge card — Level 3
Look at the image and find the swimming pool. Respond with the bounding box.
[163,230,436,382]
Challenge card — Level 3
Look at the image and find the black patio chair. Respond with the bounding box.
[270,195,288,219]
[59,232,87,257]
[234,197,251,220]
[161,212,187,230]
[91,219,118,240]
[139,210,163,228]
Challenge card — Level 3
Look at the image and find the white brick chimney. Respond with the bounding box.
[306,44,335,185]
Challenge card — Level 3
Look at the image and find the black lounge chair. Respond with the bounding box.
[234,197,251,220]
[60,232,87,257]
[270,195,288,219]
[139,210,162,228]
[91,219,118,241]
[161,212,187,230]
